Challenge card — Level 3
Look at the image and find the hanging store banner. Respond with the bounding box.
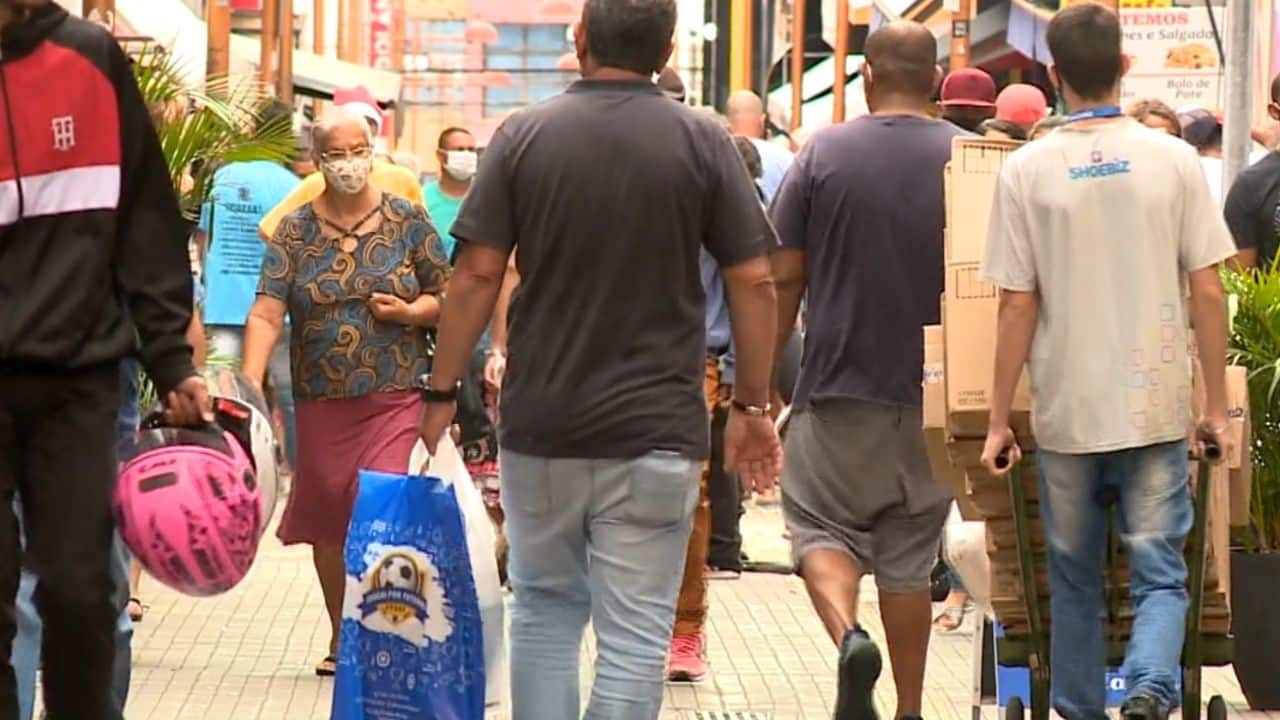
[1120,6,1227,109]
[368,0,402,71]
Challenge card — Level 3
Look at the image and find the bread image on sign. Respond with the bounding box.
[1165,43,1217,69]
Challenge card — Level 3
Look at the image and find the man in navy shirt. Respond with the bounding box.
[770,21,957,720]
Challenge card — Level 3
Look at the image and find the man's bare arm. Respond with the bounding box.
[1228,248,1258,271]
[490,252,519,352]
[1189,265,1230,428]
[770,248,806,379]
[989,290,1038,430]
[722,255,778,406]
[429,244,510,389]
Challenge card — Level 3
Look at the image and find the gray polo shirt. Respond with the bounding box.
[451,79,776,460]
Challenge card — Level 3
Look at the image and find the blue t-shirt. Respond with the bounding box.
[200,161,301,326]
[751,137,794,204]
[770,115,962,409]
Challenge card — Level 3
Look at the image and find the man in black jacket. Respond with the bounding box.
[0,2,211,717]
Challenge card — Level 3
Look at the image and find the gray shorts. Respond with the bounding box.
[781,398,952,593]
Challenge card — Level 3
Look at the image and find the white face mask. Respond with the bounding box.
[321,156,373,195]
[443,150,478,182]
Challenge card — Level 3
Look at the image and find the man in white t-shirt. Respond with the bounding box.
[978,6,1235,720]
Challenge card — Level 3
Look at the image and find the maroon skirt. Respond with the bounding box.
[278,390,422,546]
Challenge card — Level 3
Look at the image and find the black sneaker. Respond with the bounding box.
[834,627,882,720]
[1121,694,1167,720]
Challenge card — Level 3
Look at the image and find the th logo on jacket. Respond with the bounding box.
[51,116,76,151]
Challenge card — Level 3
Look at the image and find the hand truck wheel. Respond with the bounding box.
[1005,695,1025,720]
[1207,696,1227,720]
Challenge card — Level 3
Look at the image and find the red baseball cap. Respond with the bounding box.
[995,84,1048,130]
[940,69,997,108]
[333,86,384,135]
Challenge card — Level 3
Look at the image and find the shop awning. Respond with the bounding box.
[232,35,402,105]
[116,0,400,105]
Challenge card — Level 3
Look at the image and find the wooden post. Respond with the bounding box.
[313,0,325,54]
[260,0,279,92]
[207,0,231,78]
[279,0,295,104]
[790,0,805,131]
[950,0,972,70]
[337,0,350,60]
[728,0,755,92]
[833,0,849,123]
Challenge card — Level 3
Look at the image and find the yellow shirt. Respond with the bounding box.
[258,161,424,240]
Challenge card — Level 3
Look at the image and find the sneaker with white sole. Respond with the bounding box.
[666,633,708,683]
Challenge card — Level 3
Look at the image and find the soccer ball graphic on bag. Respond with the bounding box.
[114,399,265,596]
[377,554,421,592]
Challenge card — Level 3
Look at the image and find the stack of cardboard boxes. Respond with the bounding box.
[923,137,1246,639]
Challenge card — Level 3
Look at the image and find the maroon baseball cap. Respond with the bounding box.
[940,69,997,108]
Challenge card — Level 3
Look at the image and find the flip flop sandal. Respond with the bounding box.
[127,597,145,623]
[315,655,337,677]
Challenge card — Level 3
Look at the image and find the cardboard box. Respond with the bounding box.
[946,137,1021,266]
[1226,365,1252,526]
[923,324,982,520]
[942,273,1033,439]
[942,138,1033,441]
[923,324,947,431]
[1189,358,1252,526]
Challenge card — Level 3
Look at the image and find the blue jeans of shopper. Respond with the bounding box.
[501,449,700,720]
[11,358,138,720]
[1037,440,1192,720]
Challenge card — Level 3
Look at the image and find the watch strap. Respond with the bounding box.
[731,399,771,417]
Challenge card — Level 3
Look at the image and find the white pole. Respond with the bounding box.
[1222,0,1254,191]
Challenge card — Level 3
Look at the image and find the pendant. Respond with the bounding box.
[340,236,359,253]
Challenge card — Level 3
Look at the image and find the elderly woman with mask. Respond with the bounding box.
[242,108,451,676]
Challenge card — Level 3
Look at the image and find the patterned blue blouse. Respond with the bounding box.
[258,194,451,401]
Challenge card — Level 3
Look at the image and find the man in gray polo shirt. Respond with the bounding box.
[417,1,782,717]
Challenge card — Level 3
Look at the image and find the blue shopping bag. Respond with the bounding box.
[333,469,486,720]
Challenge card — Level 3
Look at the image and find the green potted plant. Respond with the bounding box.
[1223,262,1280,709]
[127,45,296,405]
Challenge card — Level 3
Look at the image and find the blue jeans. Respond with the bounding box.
[11,358,138,720]
[1037,440,1192,720]
[501,449,700,720]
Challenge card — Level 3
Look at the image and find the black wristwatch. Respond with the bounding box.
[414,373,461,404]
[731,399,771,417]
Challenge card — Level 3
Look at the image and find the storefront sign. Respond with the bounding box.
[368,0,397,70]
[1120,6,1226,109]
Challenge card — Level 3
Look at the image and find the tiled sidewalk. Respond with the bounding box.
[74,504,1274,720]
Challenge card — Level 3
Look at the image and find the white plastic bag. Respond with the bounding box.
[943,502,992,612]
[411,435,508,712]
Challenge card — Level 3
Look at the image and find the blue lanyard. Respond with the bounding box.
[1066,106,1123,123]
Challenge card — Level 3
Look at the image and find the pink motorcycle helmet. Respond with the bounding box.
[115,399,264,596]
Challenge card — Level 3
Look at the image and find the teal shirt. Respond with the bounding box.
[423,181,464,259]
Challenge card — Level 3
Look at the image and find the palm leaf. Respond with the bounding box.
[1224,263,1280,551]
[130,44,298,219]
[126,42,298,406]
